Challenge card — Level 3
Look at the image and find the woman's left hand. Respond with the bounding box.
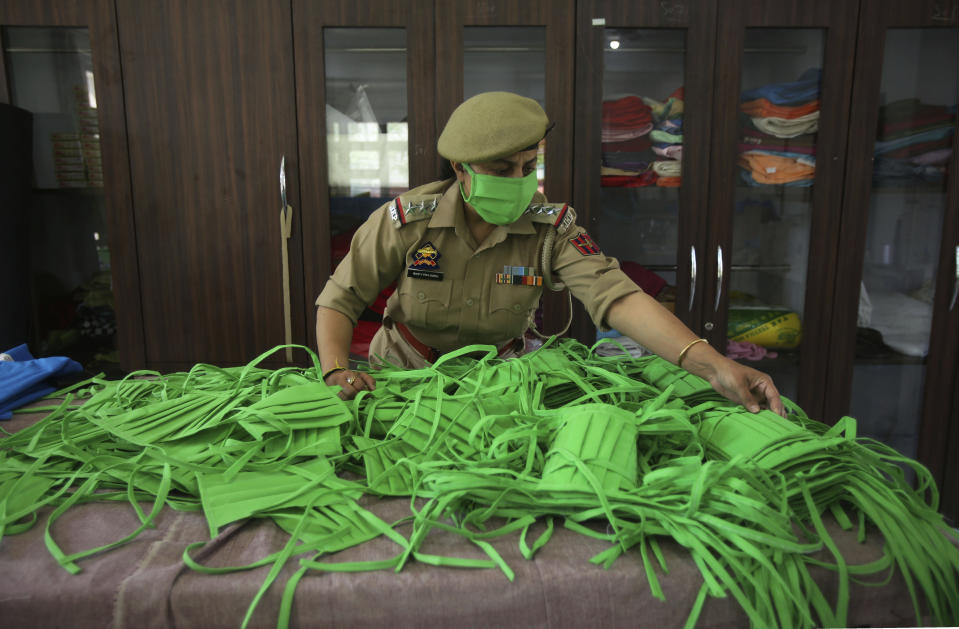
[705,358,785,416]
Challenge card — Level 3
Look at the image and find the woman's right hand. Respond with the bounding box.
[324,368,377,400]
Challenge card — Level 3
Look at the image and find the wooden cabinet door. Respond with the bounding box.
[115,0,304,370]
[707,0,858,417]
[0,1,142,369]
[826,0,959,499]
[571,0,718,345]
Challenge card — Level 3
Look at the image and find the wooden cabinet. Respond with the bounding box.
[572,0,858,417]
[571,0,957,517]
[2,0,956,515]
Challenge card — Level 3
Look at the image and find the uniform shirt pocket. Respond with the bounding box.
[398,281,454,329]
[487,284,539,337]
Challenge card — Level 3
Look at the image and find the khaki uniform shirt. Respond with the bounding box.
[316,179,640,354]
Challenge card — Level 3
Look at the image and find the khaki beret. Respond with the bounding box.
[437,91,550,163]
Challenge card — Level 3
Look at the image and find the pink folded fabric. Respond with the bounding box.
[725,340,778,361]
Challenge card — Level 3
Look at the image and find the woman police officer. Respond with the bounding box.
[315,91,784,416]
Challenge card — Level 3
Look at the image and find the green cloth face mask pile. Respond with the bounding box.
[1,339,958,629]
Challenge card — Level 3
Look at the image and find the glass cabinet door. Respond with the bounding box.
[294,0,436,359]
[462,26,547,192]
[724,28,825,401]
[846,28,959,461]
[1,26,117,372]
[323,27,411,357]
[593,27,688,355]
[707,2,858,416]
[572,0,718,347]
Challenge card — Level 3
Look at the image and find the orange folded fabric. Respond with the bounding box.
[655,176,682,187]
[740,98,820,120]
[737,152,815,184]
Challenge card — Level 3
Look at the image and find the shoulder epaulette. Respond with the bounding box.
[526,203,576,234]
[388,194,441,228]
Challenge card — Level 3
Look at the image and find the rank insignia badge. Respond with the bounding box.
[407,241,443,281]
[495,265,543,286]
[569,232,601,256]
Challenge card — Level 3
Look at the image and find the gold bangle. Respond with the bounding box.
[322,366,346,381]
[677,338,708,368]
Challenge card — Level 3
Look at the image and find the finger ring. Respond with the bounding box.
[346,375,356,385]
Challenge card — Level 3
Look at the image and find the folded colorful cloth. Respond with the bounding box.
[738,151,815,185]
[741,98,820,120]
[0,344,84,419]
[652,160,682,177]
[602,95,653,130]
[652,144,683,160]
[601,151,654,171]
[649,129,683,144]
[600,166,645,177]
[740,170,814,187]
[882,135,954,159]
[878,99,956,138]
[655,175,681,187]
[601,123,654,142]
[910,148,952,165]
[641,94,684,122]
[750,111,820,138]
[874,125,953,155]
[740,68,821,106]
[601,170,658,187]
[740,142,816,156]
[655,117,683,133]
[741,125,817,146]
[726,340,778,361]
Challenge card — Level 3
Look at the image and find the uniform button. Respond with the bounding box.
[417,291,425,300]
[512,304,521,312]
[466,298,474,306]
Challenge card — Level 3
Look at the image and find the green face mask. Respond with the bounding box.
[459,162,538,225]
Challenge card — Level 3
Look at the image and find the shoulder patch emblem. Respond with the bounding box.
[569,232,602,256]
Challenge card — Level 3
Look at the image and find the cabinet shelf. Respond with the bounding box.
[642,263,792,272]
[736,184,813,200]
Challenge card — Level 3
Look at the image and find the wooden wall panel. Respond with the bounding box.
[116,0,303,369]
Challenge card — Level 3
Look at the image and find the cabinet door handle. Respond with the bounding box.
[689,245,697,312]
[714,245,724,312]
[280,156,294,362]
[951,245,959,311]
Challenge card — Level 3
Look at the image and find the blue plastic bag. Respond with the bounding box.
[0,344,83,419]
